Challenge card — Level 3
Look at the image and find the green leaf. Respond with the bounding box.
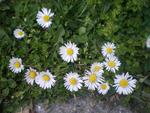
[78,27,86,35]
[15,91,25,98]
[57,25,65,39]
[143,79,150,86]
[139,75,150,83]
[2,88,9,97]
[0,4,10,11]
[142,91,150,99]
[0,98,3,104]
[103,0,111,13]
[144,58,150,72]
[9,80,17,88]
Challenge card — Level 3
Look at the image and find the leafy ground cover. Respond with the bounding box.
[0,0,150,113]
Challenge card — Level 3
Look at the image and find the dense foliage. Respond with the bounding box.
[0,0,150,112]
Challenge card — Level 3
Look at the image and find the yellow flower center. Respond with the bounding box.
[108,61,116,68]
[101,84,107,90]
[69,78,77,85]
[89,74,97,83]
[106,47,112,54]
[119,79,128,88]
[43,15,50,22]
[29,71,37,79]
[94,65,101,72]
[14,61,21,68]
[42,74,50,81]
[66,48,73,56]
[18,31,24,36]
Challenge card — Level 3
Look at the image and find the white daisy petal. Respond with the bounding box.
[59,42,79,63]
[83,70,104,90]
[90,62,104,75]
[25,67,38,85]
[102,42,116,57]
[104,56,121,73]
[36,7,54,28]
[97,82,110,95]
[113,72,137,95]
[35,70,56,89]
[64,72,83,92]
[13,29,25,39]
[146,37,150,48]
[9,57,24,73]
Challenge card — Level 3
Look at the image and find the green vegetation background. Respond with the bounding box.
[0,0,150,113]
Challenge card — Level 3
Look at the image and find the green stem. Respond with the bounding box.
[73,93,77,111]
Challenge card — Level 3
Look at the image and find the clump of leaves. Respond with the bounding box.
[0,0,150,113]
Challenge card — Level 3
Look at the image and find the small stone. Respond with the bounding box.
[34,96,134,113]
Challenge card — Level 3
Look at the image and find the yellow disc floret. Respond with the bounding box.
[18,31,24,36]
[42,74,50,81]
[119,79,128,88]
[43,15,50,22]
[14,61,21,68]
[106,47,112,54]
[89,74,97,83]
[67,48,74,56]
[69,78,77,85]
[108,61,116,68]
[29,71,37,79]
[101,84,107,90]
[94,65,101,72]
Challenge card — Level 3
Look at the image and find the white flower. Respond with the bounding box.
[102,42,116,57]
[146,37,150,48]
[9,57,24,73]
[83,70,104,90]
[114,72,137,95]
[13,29,25,39]
[97,82,110,95]
[59,42,79,63]
[25,67,38,85]
[64,72,83,92]
[36,8,54,28]
[104,56,121,73]
[35,70,56,89]
[90,62,104,75]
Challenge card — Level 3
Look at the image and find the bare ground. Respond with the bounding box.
[33,96,135,113]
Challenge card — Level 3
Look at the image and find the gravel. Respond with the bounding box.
[34,96,135,113]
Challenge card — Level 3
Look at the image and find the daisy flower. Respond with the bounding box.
[114,72,137,95]
[146,37,150,48]
[102,42,116,57]
[90,62,104,75]
[64,72,83,92]
[59,42,79,63]
[9,57,24,73]
[13,29,25,39]
[97,82,110,95]
[36,8,54,28]
[104,56,121,73]
[35,70,56,89]
[25,67,38,85]
[83,70,104,90]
